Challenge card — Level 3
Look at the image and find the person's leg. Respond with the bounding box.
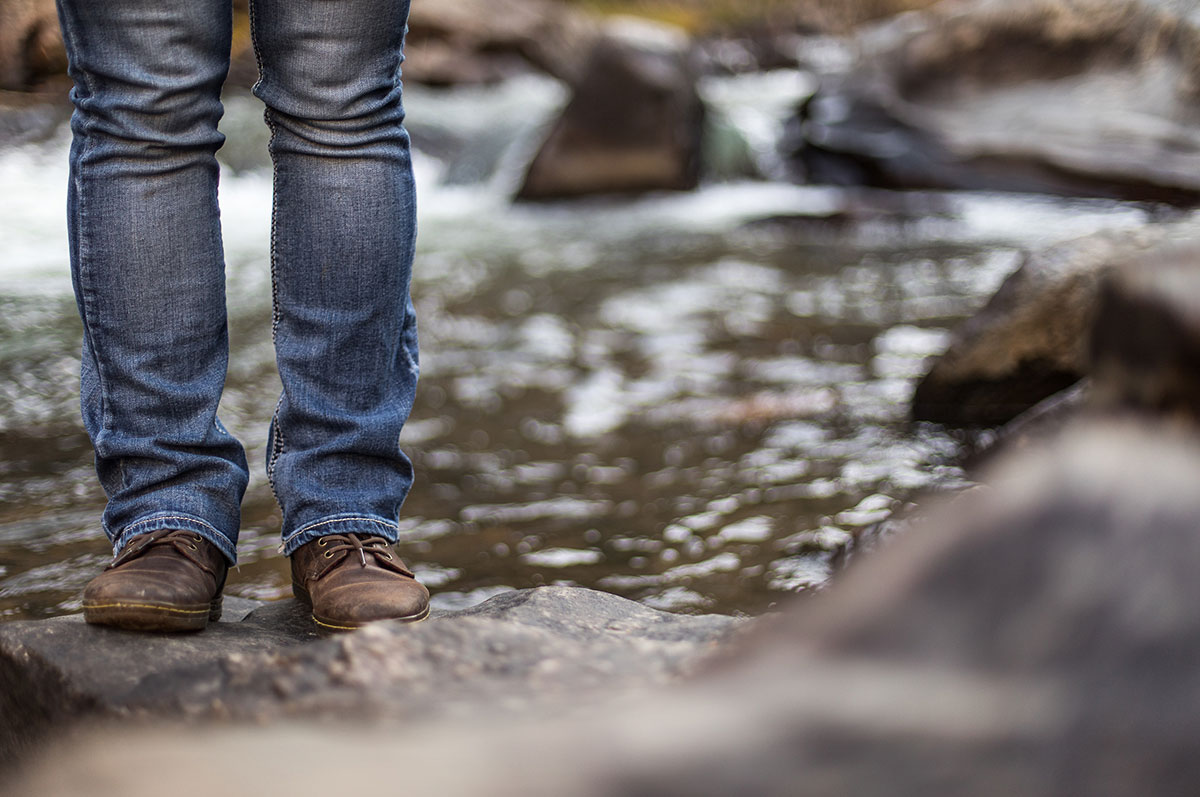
[56,0,247,563]
[249,0,420,554]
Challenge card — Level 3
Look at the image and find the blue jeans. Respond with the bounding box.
[56,0,419,562]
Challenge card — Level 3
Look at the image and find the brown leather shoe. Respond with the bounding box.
[82,529,227,632]
[291,533,430,633]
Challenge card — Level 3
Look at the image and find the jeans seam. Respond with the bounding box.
[266,396,285,489]
[249,0,287,494]
[58,4,119,482]
[282,516,398,546]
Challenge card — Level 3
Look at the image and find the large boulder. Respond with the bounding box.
[517,17,704,199]
[796,0,1200,202]
[0,587,742,770]
[912,215,1200,426]
[10,419,1200,795]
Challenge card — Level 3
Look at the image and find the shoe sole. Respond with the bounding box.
[292,582,429,634]
[82,596,222,632]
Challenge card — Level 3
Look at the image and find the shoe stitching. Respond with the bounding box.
[312,616,362,631]
[311,607,428,631]
[83,602,210,615]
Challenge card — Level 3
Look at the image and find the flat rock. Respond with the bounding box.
[0,586,742,770]
[912,215,1200,426]
[11,419,1200,795]
[796,0,1200,203]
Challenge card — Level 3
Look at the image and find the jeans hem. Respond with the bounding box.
[280,513,399,557]
[113,512,238,565]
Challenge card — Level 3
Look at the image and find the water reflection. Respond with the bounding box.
[0,74,1156,620]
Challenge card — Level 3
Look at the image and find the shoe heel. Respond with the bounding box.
[209,595,223,623]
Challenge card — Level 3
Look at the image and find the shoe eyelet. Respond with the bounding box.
[318,538,328,547]
[323,551,334,558]
[188,544,199,551]
[384,553,393,560]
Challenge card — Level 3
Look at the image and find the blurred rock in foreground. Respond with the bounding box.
[0,586,741,771]
[912,214,1200,427]
[518,17,704,199]
[795,0,1200,203]
[8,419,1200,795]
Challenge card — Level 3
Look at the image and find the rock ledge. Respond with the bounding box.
[0,586,742,769]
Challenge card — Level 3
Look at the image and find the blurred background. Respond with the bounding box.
[0,0,1188,621]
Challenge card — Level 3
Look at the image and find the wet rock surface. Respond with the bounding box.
[796,0,1200,203]
[912,215,1200,427]
[0,587,742,769]
[518,17,704,199]
[9,420,1200,795]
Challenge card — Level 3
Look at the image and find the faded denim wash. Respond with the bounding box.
[55,0,419,562]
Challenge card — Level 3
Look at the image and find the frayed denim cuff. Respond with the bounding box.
[279,513,400,557]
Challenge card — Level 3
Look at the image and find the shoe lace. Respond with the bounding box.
[107,529,218,577]
[313,533,414,576]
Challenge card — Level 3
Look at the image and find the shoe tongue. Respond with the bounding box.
[144,541,185,557]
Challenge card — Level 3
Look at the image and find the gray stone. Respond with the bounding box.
[126,587,743,722]
[0,586,742,769]
[10,420,1200,796]
[912,216,1200,426]
[797,0,1200,203]
[518,17,704,199]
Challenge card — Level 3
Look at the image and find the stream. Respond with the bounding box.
[0,71,1155,620]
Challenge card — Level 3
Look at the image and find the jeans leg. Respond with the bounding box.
[56,0,248,562]
[248,0,420,554]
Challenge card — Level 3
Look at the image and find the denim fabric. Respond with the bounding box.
[56,0,419,562]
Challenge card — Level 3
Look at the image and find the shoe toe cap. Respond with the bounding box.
[83,568,213,608]
[320,579,430,624]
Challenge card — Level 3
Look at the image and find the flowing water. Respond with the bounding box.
[0,72,1155,621]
